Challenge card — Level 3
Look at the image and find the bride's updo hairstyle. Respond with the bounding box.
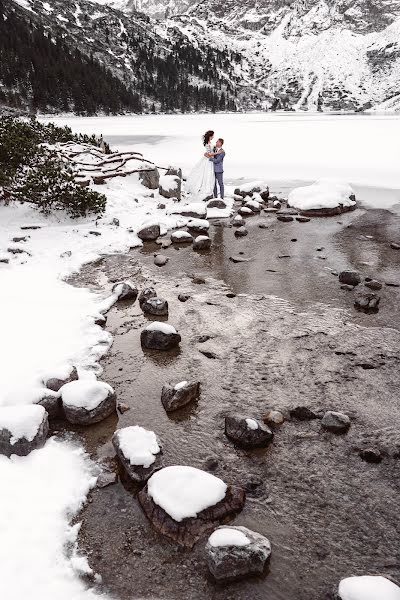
[203,130,214,146]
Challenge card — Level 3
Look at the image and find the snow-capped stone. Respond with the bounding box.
[159,175,181,200]
[354,289,380,313]
[139,167,160,190]
[112,425,162,483]
[321,411,351,433]
[225,415,273,448]
[141,321,181,350]
[44,365,78,392]
[232,215,245,227]
[60,380,117,425]
[34,388,61,420]
[206,526,272,582]
[238,206,254,216]
[137,223,161,241]
[234,226,248,237]
[142,297,169,316]
[244,200,261,212]
[138,287,157,307]
[193,235,211,250]
[338,575,400,600]
[234,182,263,198]
[339,270,361,286]
[171,230,193,243]
[138,466,246,547]
[112,280,138,302]
[154,254,169,267]
[161,380,200,412]
[0,405,49,457]
[173,203,207,219]
[187,218,210,234]
[288,181,357,216]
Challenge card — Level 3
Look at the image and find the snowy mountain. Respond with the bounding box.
[91,0,400,111]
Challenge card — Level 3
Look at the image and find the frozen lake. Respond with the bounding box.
[45,113,400,206]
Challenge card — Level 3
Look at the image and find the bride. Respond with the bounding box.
[186,130,217,201]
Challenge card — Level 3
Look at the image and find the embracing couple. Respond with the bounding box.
[186,130,225,202]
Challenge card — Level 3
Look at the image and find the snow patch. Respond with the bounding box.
[0,405,46,445]
[117,426,160,468]
[174,380,188,390]
[209,527,251,548]
[145,322,177,334]
[245,418,259,431]
[288,181,356,211]
[60,380,114,411]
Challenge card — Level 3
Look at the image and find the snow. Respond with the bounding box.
[159,174,178,191]
[209,527,250,548]
[116,425,160,468]
[60,380,113,411]
[147,466,227,522]
[171,202,206,218]
[0,405,45,445]
[338,576,400,600]
[288,181,356,211]
[174,380,188,390]
[239,207,253,214]
[195,235,209,242]
[0,438,102,600]
[145,322,177,334]
[171,230,192,240]
[187,218,209,229]
[245,418,259,431]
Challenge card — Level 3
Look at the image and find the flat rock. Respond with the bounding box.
[296,216,311,223]
[142,297,169,317]
[173,203,207,219]
[161,381,200,412]
[232,216,246,227]
[225,415,273,448]
[0,405,49,457]
[262,410,285,426]
[339,270,361,286]
[229,256,252,263]
[141,322,181,350]
[206,526,271,582]
[359,448,382,463]
[178,294,190,302]
[321,411,351,434]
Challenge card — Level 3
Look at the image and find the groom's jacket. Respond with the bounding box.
[210,150,225,173]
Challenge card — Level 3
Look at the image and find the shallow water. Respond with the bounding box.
[66,204,400,600]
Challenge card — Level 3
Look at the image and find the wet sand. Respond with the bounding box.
[65,203,400,600]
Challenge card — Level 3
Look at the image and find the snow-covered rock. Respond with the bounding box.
[288,181,357,216]
[244,199,261,212]
[238,206,254,216]
[44,365,78,392]
[234,226,248,237]
[142,297,169,316]
[138,465,246,547]
[161,380,200,412]
[33,388,61,420]
[138,287,157,307]
[112,425,162,483]
[141,321,181,350]
[172,203,207,219]
[154,254,169,267]
[171,230,193,243]
[193,235,211,250]
[60,380,117,425]
[187,218,210,234]
[225,415,273,448]
[206,525,272,582]
[112,280,138,302]
[159,175,181,200]
[137,223,161,241]
[0,405,49,457]
[338,575,400,600]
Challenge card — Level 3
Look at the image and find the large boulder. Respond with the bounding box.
[141,322,181,350]
[138,287,157,307]
[139,168,160,190]
[161,381,200,412]
[60,380,117,425]
[112,425,162,483]
[138,466,246,548]
[112,281,138,302]
[206,526,272,582]
[44,365,78,392]
[338,575,400,600]
[321,411,351,434]
[225,415,273,448]
[339,270,361,286]
[142,297,169,317]
[137,224,160,242]
[0,405,49,457]
[159,175,182,200]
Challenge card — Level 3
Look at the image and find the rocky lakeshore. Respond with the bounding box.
[60,198,400,600]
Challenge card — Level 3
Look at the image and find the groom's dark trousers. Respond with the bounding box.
[214,173,224,200]
[210,150,225,199]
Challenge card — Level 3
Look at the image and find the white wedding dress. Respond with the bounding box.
[185,143,215,201]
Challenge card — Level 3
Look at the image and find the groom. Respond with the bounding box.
[208,138,225,200]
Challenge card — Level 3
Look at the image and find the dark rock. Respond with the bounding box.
[117,402,130,414]
[154,254,169,267]
[277,215,294,222]
[390,242,400,250]
[97,471,118,488]
[61,380,117,425]
[197,335,211,343]
[360,448,382,463]
[225,415,273,448]
[290,406,320,420]
[204,456,219,471]
[339,270,361,286]
[112,281,138,302]
[44,366,78,392]
[260,189,270,201]
[258,223,269,229]
[21,225,41,230]
[139,168,160,190]
[142,297,168,316]
[193,236,211,251]
[138,287,157,307]
[178,294,190,302]
[386,281,400,287]
[12,236,29,243]
[296,216,311,223]
[354,289,380,313]
[229,256,252,263]
[208,199,227,209]
[88,230,101,236]
[161,381,200,412]
[157,203,166,210]
[365,280,382,290]
[0,257,9,264]
[206,526,271,582]
[141,322,181,350]
[199,350,218,359]
[112,426,162,483]
[137,224,160,241]
[244,201,261,213]
[321,411,351,434]
[35,391,61,420]
[291,238,297,242]
[234,226,248,237]
[0,405,49,458]
[112,218,120,227]
[192,276,206,284]
[226,293,236,298]
[277,208,298,216]
[297,203,357,217]
[234,185,261,198]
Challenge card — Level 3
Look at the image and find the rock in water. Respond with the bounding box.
[193,236,211,251]
[44,365,78,392]
[139,168,160,190]
[173,203,207,219]
[354,289,380,313]
[138,466,246,548]
[141,322,181,350]
[338,270,361,286]
[290,406,320,420]
[321,411,351,434]
[161,381,200,412]
[206,526,272,582]
[60,380,117,425]
[159,175,181,200]
[142,297,169,317]
[338,575,400,600]
[0,405,49,457]
[112,281,138,302]
[154,254,169,267]
[234,226,248,237]
[232,216,245,227]
[365,279,382,290]
[187,218,210,235]
[171,230,193,244]
[137,224,160,241]
[225,415,273,448]
[277,214,294,222]
[112,425,162,483]
[207,199,227,209]
[138,287,157,307]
